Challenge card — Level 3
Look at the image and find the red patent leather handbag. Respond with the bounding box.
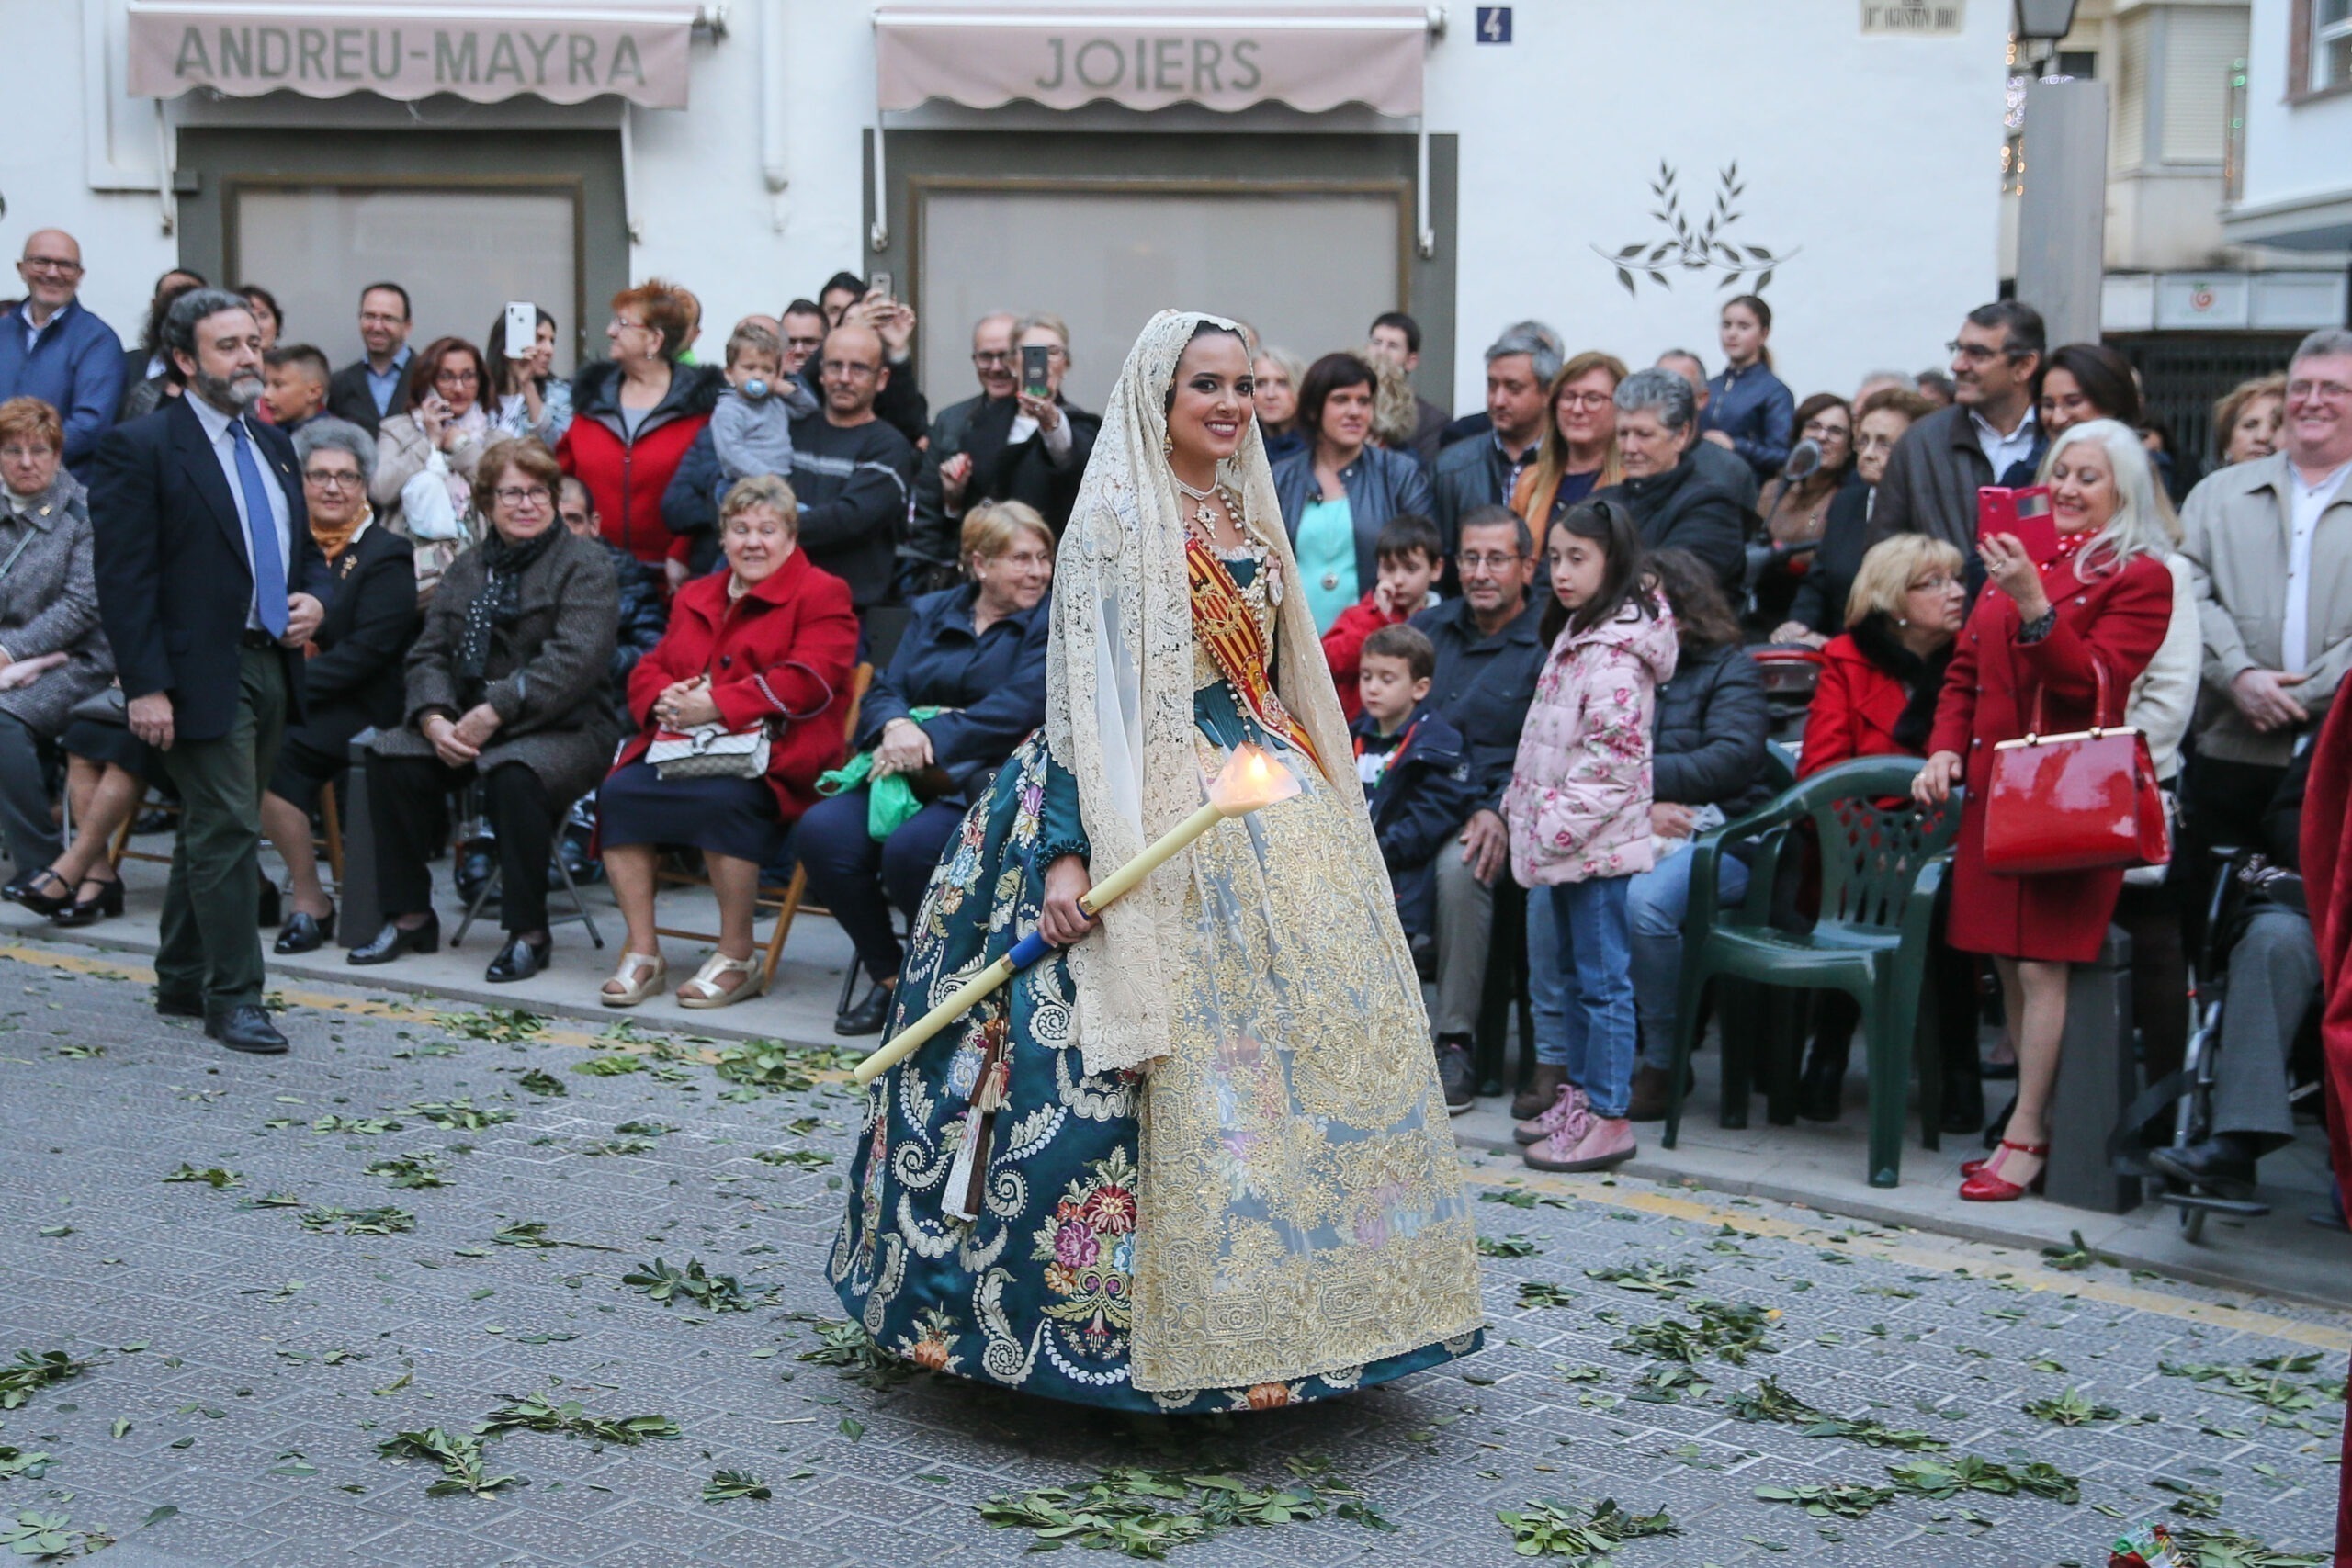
[1982,660,2170,877]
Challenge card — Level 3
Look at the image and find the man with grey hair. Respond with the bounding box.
[1655,349,1760,511]
[1431,320,1563,552]
[1590,367,1748,591]
[2181,326,2352,850]
[91,288,331,1055]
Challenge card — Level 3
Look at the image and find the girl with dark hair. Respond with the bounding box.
[1270,351,1435,633]
[1700,294,1795,483]
[1505,500,1680,1172]
[484,303,572,446]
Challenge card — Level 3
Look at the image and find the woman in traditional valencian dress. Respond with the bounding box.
[831,310,1484,1412]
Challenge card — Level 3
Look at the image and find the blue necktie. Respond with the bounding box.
[229,420,288,638]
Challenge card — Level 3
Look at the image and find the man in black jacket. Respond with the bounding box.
[786,321,916,611]
[1430,321,1559,555]
[1411,506,1548,1110]
[324,282,415,436]
[1591,368,1748,592]
[910,312,1098,573]
[902,310,1021,592]
[1866,300,2047,558]
[91,289,330,1055]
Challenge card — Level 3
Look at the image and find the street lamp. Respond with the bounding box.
[2014,0,2080,71]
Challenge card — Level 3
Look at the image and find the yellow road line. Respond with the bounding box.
[8,940,2343,1351]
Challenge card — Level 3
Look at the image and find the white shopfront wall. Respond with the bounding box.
[13,0,2010,412]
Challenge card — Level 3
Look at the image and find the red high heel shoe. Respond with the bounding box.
[1959,1139,2049,1202]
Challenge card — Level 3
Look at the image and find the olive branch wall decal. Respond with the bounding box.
[1592,160,1799,297]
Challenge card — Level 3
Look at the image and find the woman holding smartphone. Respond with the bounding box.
[486,304,572,446]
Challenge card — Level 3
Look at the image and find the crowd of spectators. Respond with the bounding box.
[0,221,2342,1213]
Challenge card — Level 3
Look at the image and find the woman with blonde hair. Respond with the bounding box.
[797,497,1057,1033]
[1512,352,1629,529]
[1914,419,2179,1200]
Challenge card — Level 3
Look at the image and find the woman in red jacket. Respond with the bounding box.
[1913,420,2177,1201]
[556,278,721,589]
[595,473,859,1009]
[1797,535,1967,779]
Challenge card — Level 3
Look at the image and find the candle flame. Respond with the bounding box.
[1207,741,1300,816]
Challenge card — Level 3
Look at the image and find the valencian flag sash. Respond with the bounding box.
[1183,535,1324,777]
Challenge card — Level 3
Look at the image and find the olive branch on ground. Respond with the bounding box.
[1592,161,1798,297]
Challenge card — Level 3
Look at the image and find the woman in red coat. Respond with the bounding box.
[556,278,720,588]
[595,473,859,1009]
[1797,534,1967,778]
[1914,420,2177,1201]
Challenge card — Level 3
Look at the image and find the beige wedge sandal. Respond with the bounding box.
[600,952,667,1008]
[677,951,763,1010]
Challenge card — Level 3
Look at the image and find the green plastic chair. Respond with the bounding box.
[1665,755,1962,1189]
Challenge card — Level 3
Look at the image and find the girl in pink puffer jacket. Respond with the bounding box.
[1501,499,1679,1174]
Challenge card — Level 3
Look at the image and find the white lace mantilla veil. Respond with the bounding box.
[1044,308,1372,1078]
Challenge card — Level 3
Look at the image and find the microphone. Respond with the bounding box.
[1781,438,1823,483]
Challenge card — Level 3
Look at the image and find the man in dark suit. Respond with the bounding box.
[324,282,414,435]
[91,288,328,1055]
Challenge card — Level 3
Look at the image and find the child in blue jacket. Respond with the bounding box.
[1350,623,1480,976]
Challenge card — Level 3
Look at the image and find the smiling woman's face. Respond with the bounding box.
[1166,333,1254,468]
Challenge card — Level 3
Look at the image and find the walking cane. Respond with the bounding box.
[849,743,1300,1087]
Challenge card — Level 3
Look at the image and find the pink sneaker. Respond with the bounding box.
[1525,1114,1636,1173]
[1513,1081,1588,1145]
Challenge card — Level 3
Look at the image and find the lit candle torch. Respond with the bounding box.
[850,743,1299,1087]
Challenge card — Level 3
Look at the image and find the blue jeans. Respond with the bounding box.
[1629,850,1749,1071]
[1536,877,1637,1118]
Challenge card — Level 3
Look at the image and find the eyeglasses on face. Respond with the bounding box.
[1457,551,1523,571]
[1556,391,1612,411]
[971,350,1012,367]
[494,485,552,509]
[1946,338,2021,365]
[1907,574,1961,593]
[0,445,57,463]
[435,367,479,386]
[2287,378,2352,402]
[302,468,361,491]
[1802,419,1849,439]
[18,257,81,276]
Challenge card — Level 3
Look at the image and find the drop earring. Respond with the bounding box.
[1161,432,1174,457]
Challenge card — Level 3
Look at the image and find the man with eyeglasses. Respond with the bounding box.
[780,319,916,611]
[90,288,331,1056]
[0,230,124,476]
[901,311,1020,593]
[325,282,415,437]
[1410,504,1550,1111]
[2181,327,2352,854]
[1866,300,2047,562]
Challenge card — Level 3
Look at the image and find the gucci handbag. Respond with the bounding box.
[1982,661,2169,876]
[647,722,770,781]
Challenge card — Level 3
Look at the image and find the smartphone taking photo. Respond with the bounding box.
[1976,484,2061,564]
[1021,344,1051,401]
[503,301,536,357]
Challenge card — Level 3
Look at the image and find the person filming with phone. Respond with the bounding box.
[1910,419,2177,1205]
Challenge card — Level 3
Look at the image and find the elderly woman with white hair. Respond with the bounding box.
[258,417,420,953]
[1913,417,2180,1202]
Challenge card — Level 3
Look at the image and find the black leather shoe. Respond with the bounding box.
[2146,1134,2259,1201]
[274,904,336,954]
[833,981,895,1036]
[11,867,74,918]
[485,933,551,984]
[454,847,497,907]
[1436,1039,1476,1114]
[2,871,32,901]
[51,874,123,929]
[154,992,204,1020]
[348,915,439,965]
[207,1004,288,1055]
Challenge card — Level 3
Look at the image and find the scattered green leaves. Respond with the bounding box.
[2166,1525,2328,1567]
[375,1427,521,1497]
[1517,1281,1578,1310]
[1495,1497,1679,1562]
[710,1041,821,1094]
[435,1007,545,1043]
[1885,1454,2079,1505]
[404,1099,514,1131]
[514,1068,566,1097]
[2160,1356,2332,1414]
[752,1147,832,1169]
[1477,1233,1541,1258]
[1724,1377,1947,1450]
[479,1393,679,1447]
[297,1206,415,1236]
[2022,1387,2124,1427]
[1615,1299,1775,1367]
[1752,1482,1895,1520]
[489,1221,617,1252]
[2041,1229,2120,1272]
[2151,1476,2225,1519]
[571,1054,647,1077]
[0,1508,86,1562]
[794,1319,911,1390]
[163,1164,240,1189]
[363,1153,448,1190]
[978,1463,1392,1561]
[0,1351,91,1410]
[0,1446,51,1481]
[620,1256,754,1312]
[311,1114,403,1135]
[703,1469,771,1503]
[1585,1262,1701,1295]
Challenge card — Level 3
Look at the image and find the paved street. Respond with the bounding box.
[0,944,2341,1567]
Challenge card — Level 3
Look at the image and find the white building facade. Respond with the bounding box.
[17,0,2018,415]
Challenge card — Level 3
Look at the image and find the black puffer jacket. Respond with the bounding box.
[1652,640,1771,822]
[1595,455,1750,593]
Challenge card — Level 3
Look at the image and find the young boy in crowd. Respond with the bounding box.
[1351,623,1478,976]
[710,320,818,490]
[260,344,332,430]
[1323,513,1445,720]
